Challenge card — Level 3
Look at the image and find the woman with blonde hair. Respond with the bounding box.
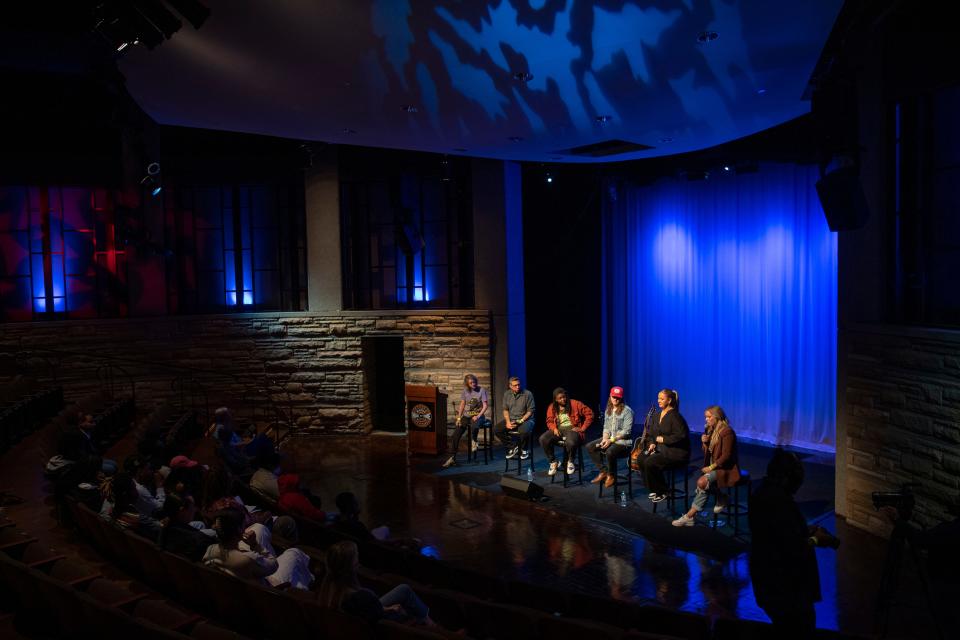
[672,405,741,526]
[318,541,435,626]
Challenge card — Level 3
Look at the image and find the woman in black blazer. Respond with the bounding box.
[639,388,690,502]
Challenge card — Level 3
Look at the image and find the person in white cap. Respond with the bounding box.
[586,386,634,487]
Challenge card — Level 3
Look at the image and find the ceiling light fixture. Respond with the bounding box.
[512,71,534,82]
[401,105,418,113]
[696,31,719,44]
[595,115,612,124]
[756,88,767,95]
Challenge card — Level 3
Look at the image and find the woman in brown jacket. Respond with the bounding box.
[672,405,741,526]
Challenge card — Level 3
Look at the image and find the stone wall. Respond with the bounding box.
[841,324,960,534]
[0,310,492,435]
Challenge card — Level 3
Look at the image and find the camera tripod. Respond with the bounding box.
[875,518,944,640]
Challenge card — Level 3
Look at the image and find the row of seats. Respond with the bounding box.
[0,384,64,453]
[0,518,247,639]
[65,499,456,639]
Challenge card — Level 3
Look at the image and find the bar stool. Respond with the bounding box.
[652,462,692,515]
[550,443,584,487]
[712,469,751,537]
[597,449,632,502]
[502,430,534,476]
[465,417,493,465]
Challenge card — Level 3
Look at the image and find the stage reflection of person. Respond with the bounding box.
[540,387,593,477]
[496,377,535,460]
[442,374,490,468]
[587,386,633,487]
[749,449,838,638]
[672,405,740,526]
[637,389,690,502]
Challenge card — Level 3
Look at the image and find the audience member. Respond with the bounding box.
[123,454,166,517]
[277,473,326,522]
[99,471,162,540]
[202,507,313,590]
[318,540,435,626]
[250,451,281,500]
[158,492,216,562]
[332,492,387,541]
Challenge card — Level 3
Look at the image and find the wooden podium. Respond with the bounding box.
[405,384,447,455]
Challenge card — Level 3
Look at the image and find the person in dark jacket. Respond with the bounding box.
[158,492,216,562]
[636,389,690,502]
[749,449,838,638]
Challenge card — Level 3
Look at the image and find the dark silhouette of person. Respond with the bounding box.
[749,449,838,638]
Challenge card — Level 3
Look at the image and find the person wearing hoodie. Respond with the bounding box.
[277,473,326,522]
[539,387,594,477]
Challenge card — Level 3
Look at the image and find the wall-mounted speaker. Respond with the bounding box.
[499,475,544,501]
[816,167,871,231]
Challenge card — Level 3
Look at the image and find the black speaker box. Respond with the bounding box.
[816,167,870,231]
[499,475,544,501]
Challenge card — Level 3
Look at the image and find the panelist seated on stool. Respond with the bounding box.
[634,388,690,503]
[587,385,633,487]
[673,404,741,527]
[495,376,535,460]
[442,373,491,468]
[540,387,593,477]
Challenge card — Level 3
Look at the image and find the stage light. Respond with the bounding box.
[151,186,162,197]
[724,165,731,172]
[141,162,163,197]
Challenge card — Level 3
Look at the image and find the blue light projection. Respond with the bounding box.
[600,164,837,451]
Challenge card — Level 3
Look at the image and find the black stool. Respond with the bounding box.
[465,417,493,465]
[550,444,583,487]
[712,469,751,537]
[502,431,534,476]
[652,463,691,515]
[597,450,632,502]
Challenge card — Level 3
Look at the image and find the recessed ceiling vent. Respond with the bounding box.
[565,139,654,157]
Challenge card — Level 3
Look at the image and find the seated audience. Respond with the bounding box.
[158,492,216,562]
[202,507,313,590]
[277,473,326,522]
[99,471,162,540]
[165,454,205,496]
[332,492,389,541]
[673,405,741,526]
[124,454,166,517]
[250,451,281,500]
[318,540,435,627]
[74,410,118,475]
[208,406,274,460]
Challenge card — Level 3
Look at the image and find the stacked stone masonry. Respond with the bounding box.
[842,325,960,534]
[0,311,492,436]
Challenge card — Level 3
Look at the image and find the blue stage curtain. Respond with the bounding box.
[601,165,837,451]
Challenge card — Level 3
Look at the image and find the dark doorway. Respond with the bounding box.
[362,336,405,432]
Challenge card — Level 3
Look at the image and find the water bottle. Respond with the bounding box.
[526,466,533,481]
[620,491,628,507]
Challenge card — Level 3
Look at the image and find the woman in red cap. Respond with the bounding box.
[586,386,634,487]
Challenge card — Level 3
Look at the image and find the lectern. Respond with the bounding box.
[405,384,447,455]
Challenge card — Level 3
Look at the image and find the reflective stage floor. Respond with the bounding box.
[285,434,953,639]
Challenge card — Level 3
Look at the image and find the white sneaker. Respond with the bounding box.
[520,449,530,460]
[505,447,518,459]
[547,461,559,476]
[441,456,456,469]
[713,496,729,514]
[471,440,479,453]
[672,514,695,527]
[566,462,575,475]
[649,492,657,498]
[650,494,667,503]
